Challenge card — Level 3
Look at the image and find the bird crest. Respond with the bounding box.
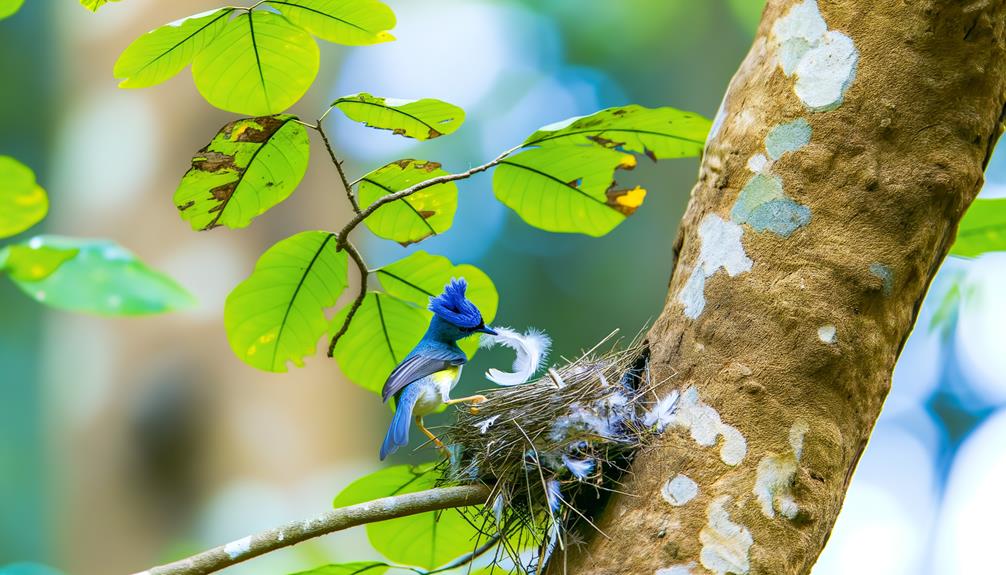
[429,278,483,328]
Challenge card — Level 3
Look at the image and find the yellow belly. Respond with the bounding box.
[413,365,462,416]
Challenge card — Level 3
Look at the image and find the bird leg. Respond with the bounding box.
[415,416,448,455]
[445,394,488,414]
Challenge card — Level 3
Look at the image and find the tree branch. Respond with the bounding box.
[325,146,522,355]
[334,146,521,246]
[315,121,361,215]
[134,484,491,575]
[327,238,369,357]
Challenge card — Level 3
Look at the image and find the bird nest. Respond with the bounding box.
[442,332,672,572]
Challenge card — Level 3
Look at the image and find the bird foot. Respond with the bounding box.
[447,394,488,414]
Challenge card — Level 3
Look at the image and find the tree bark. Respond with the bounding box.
[559,1,1006,574]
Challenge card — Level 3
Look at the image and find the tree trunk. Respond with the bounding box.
[558,1,1006,573]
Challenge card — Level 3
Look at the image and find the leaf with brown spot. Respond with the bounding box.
[493,146,642,236]
[357,159,458,245]
[605,185,647,216]
[523,104,710,160]
[332,93,465,141]
[173,115,310,231]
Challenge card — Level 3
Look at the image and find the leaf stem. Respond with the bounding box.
[132,484,491,575]
[328,239,368,357]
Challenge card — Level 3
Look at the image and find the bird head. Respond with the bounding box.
[429,278,497,338]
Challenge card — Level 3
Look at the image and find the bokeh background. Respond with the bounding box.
[1,1,1003,573]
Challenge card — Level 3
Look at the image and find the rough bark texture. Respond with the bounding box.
[559,1,1006,574]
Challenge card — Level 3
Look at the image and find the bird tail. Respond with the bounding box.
[380,385,418,460]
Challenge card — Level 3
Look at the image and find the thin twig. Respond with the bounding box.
[315,120,360,215]
[425,533,502,574]
[328,239,369,357]
[134,485,491,575]
[335,146,521,246]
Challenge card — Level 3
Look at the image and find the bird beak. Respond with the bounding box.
[477,325,498,336]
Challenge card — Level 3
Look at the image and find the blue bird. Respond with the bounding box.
[380,278,497,460]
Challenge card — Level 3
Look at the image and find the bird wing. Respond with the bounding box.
[381,347,466,403]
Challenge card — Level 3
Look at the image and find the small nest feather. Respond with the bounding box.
[442,332,672,572]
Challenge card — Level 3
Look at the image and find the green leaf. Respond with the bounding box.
[267,0,396,45]
[225,231,348,372]
[80,0,119,12]
[0,156,48,239]
[114,8,234,89]
[0,244,78,282]
[193,11,319,115]
[333,464,481,570]
[331,292,430,394]
[0,236,195,315]
[332,93,464,140]
[288,562,391,575]
[375,250,498,358]
[358,160,458,245]
[523,105,710,160]
[951,198,1006,257]
[175,115,310,231]
[0,0,24,20]
[493,146,644,236]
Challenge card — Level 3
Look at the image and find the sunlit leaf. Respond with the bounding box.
[193,11,319,115]
[332,93,464,140]
[331,292,430,394]
[523,105,709,160]
[225,231,348,372]
[287,562,392,575]
[114,8,234,89]
[0,0,24,20]
[80,0,120,12]
[0,156,48,239]
[951,198,1006,257]
[358,160,457,245]
[267,0,396,45]
[493,146,644,236]
[375,250,497,358]
[333,464,481,570]
[175,115,310,231]
[0,244,78,282]
[0,236,195,315]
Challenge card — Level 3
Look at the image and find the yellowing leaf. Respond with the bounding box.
[0,244,78,281]
[0,156,48,239]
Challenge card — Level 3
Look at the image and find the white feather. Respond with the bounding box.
[480,326,552,386]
